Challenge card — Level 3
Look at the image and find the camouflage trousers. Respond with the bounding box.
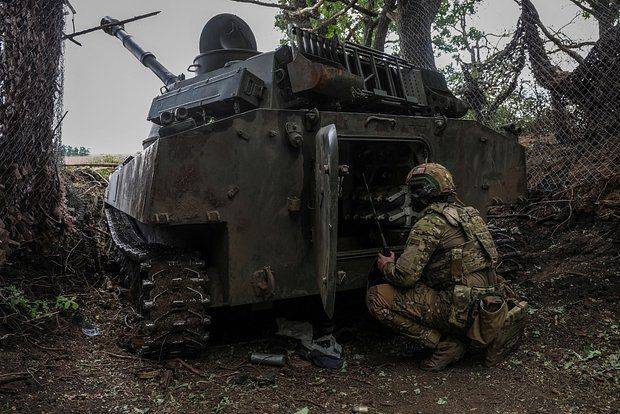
[366,283,453,348]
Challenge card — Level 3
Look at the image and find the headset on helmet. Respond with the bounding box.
[406,163,456,199]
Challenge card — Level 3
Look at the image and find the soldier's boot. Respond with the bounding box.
[420,336,465,372]
[485,300,528,367]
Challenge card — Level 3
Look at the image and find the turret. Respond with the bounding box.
[101,13,468,134]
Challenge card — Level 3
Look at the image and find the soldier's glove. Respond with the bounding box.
[376,251,395,272]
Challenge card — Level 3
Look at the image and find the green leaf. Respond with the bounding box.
[295,407,310,414]
[56,295,79,311]
[585,349,602,360]
[437,397,448,405]
[215,396,231,414]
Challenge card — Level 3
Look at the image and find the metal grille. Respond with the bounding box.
[292,26,420,106]
[0,0,68,263]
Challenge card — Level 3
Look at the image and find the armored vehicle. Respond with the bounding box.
[102,14,525,356]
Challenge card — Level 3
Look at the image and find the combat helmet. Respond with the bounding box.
[406,163,456,199]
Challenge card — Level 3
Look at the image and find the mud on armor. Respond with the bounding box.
[139,255,211,357]
[106,207,211,357]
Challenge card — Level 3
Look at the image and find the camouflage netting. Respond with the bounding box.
[519,0,619,190]
[246,0,618,191]
[0,0,618,265]
[0,0,71,264]
[398,0,619,191]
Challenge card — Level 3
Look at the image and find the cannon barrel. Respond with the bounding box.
[101,16,181,87]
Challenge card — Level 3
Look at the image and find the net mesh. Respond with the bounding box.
[399,0,619,191]
[0,0,69,264]
[0,0,617,264]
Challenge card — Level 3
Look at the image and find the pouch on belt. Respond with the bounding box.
[449,285,472,330]
[467,295,508,346]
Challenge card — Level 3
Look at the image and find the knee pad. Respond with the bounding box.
[366,283,396,320]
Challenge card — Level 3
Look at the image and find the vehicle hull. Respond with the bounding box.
[105,108,526,308]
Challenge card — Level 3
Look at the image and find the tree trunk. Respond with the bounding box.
[522,0,561,91]
[372,0,396,52]
[362,0,376,47]
[396,0,442,69]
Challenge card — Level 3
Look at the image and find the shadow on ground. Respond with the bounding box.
[1,171,618,413]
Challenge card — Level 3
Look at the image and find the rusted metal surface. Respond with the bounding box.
[102,15,526,315]
[251,266,276,299]
[287,196,301,212]
[287,53,364,102]
[106,141,158,223]
[106,107,525,308]
[314,125,339,317]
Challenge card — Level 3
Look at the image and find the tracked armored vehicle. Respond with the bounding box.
[102,14,525,356]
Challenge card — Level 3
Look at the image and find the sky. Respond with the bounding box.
[62,0,600,154]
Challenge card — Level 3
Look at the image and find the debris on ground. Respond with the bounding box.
[0,172,618,413]
[250,353,286,367]
[300,334,344,370]
[81,322,102,337]
[276,317,313,342]
[276,317,345,369]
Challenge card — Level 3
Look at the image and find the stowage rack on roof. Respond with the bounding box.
[289,26,468,117]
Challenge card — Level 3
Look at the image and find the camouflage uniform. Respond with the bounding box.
[366,201,501,348]
[367,163,527,369]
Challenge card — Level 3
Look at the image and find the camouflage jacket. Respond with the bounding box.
[383,202,498,290]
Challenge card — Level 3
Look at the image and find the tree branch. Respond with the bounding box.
[228,0,296,10]
[534,17,584,64]
[566,0,595,15]
[0,372,30,386]
[345,21,362,41]
[553,11,583,35]
[547,39,596,50]
[521,0,563,90]
[292,0,325,17]
[459,11,477,63]
[547,40,596,54]
[313,0,358,31]
[563,40,597,48]
[362,0,377,47]
[326,0,379,17]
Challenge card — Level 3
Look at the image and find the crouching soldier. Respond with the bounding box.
[366,163,528,371]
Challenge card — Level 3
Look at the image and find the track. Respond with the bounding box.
[105,207,211,357]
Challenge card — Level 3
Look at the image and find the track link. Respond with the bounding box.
[106,207,211,358]
[139,255,211,357]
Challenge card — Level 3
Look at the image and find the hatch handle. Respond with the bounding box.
[364,116,396,128]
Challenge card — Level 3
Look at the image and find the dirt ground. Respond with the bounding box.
[0,171,618,414]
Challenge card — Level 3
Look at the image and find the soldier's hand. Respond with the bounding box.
[377,250,395,271]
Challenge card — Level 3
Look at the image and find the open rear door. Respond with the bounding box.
[314,125,339,318]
